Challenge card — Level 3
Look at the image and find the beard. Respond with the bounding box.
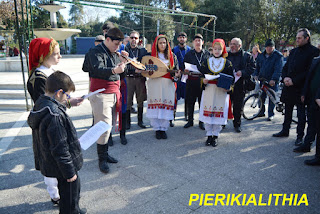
[179,41,186,46]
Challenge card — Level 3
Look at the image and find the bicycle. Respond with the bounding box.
[242,78,285,120]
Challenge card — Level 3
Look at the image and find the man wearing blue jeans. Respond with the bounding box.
[253,39,283,121]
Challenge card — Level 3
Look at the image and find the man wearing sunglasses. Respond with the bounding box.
[83,27,128,174]
[124,30,150,130]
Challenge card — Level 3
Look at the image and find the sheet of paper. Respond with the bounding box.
[204,74,220,80]
[181,74,188,83]
[184,62,201,73]
[79,121,112,150]
[234,72,241,83]
[82,88,105,99]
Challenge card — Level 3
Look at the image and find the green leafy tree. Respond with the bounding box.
[69,0,84,27]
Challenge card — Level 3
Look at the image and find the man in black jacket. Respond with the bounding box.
[124,30,149,129]
[183,34,210,130]
[295,56,320,156]
[273,28,320,147]
[82,28,126,173]
[28,71,85,214]
[301,57,320,164]
[227,38,256,132]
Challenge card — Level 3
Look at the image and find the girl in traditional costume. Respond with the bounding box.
[199,39,234,147]
[146,35,179,139]
[27,38,83,205]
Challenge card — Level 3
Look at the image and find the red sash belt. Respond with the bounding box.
[208,80,218,84]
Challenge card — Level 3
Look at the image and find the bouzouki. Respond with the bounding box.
[140,56,201,78]
[120,54,147,71]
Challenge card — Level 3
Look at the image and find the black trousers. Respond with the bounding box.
[230,80,245,128]
[282,101,316,143]
[315,107,320,158]
[185,78,202,121]
[57,173,81,214]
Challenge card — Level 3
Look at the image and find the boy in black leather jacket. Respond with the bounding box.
[28,71,86,214]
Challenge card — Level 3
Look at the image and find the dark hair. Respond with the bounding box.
[193,34,203,40]
[297,28,311,43]
[157,36,169,59]
[102,21,115,32]
[45,71,75,93]
[105,28,124,41]
[178,32,187,37]
[130,30,140,36]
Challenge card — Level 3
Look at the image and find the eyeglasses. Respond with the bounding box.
[130,36,139,40]
[54,89,71,100]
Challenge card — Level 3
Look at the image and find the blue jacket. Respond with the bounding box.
[253,49,283,82]
[172,45,191,70]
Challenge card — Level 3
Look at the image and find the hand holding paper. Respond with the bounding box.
[204,74,220,80]
[184,62,201,74]
[82,88,106,99]
[79,121,112,150]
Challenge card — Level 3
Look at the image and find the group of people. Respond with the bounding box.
[26,25,320,213]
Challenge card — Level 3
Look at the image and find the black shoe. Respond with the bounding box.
[161,131,167,139]
[294,138,303,146]
[138,121,147,128]
[156,131,161,139]
[304,158,320,166]
[293,145,311,153]
[199,122,205,130]
[234,126,242,133]
[79,208,87,214]
[131,107,137,113]
[272,131,289,137]
[108,135,114,146]
[205,136,212,146]
[106,154,118,163]
[184,121,193,128]
[267,116,274,121]
[51,198,59,206]
[212,136,218,147]
[222,125,226,129]
[257,113,265,117]
[170,120,174,127]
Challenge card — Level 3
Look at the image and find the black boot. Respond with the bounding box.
[97,144,109,173]
[106,144,118,163]
[108,133,114,146]
[184,104,194,128]
[126,110,131,130]
[184,102,188,121]
[120,129,127,145]
[138,107,146,128]
[120,112,128,145]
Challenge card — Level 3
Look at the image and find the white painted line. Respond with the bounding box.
[0,112,29,158]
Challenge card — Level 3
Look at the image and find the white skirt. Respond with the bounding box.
[146,77,175,120]
[199,84,229,125]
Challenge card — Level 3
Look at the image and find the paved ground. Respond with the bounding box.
[0,57,319,214]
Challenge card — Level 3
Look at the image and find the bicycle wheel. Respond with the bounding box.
[242,93,263,120]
